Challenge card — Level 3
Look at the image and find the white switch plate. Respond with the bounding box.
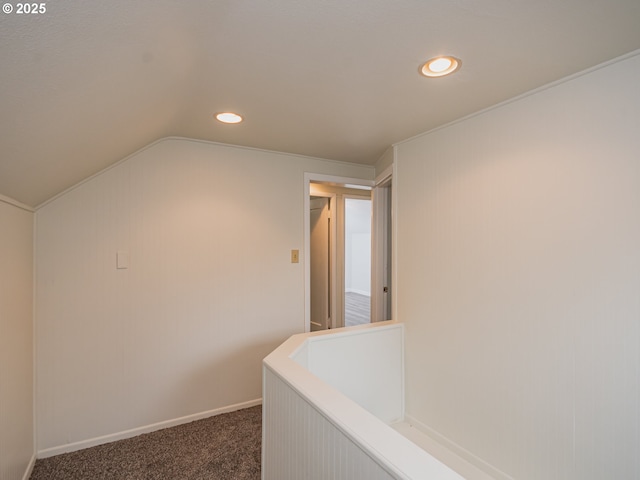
[116,251,129,269]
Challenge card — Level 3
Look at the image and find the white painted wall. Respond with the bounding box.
[35,137,373,453]
[345,198,372,296]
[396,53,640,480]
[0,198,34,480]
[346,232,371,295]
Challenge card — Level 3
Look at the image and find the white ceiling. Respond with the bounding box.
[2,0,640,206]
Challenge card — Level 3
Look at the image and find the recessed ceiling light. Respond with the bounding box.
[420,56,461,78]
[215,112,243,124]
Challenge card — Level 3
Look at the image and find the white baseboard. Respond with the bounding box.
[37,398,262,459]
[403,413,513,480]
[21,453,36,480]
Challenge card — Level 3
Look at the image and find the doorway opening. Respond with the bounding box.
[304,172,392,333]
[309,182,371,330]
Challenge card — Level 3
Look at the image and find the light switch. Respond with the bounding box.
[291,249,299,263]
[116,251,129,269]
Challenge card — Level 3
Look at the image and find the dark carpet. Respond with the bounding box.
[30,405,262,480]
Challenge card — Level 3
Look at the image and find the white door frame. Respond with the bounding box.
[371,164,394,322]
[304,173,374,332]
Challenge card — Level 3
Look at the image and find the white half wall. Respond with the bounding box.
[300,323,403,424]
[34,137,373,452]
[396,52,640,480]
[0,198,34,480]
[263,322,463,480]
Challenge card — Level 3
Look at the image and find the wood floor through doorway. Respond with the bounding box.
[344,292,371,327]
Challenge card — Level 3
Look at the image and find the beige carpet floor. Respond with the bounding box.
[30,405,262,480]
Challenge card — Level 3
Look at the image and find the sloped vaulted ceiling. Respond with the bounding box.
[1,0,640,206]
